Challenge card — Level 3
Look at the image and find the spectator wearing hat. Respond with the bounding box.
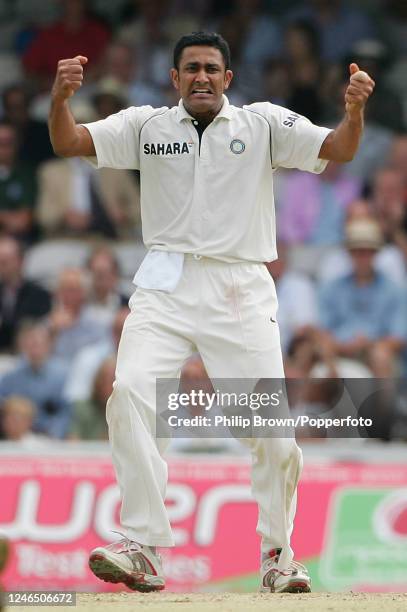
[91,78,128,120]
[318,219,406,377]
[317,197,407,288]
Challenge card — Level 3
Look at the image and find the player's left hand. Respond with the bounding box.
[345,63,375,117]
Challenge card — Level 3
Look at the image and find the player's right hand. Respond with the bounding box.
[51,56,88,101]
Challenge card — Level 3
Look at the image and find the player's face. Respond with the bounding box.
[171,46,233,119]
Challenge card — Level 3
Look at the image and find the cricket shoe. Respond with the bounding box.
[89,536,165,592]
[260,548,311,593]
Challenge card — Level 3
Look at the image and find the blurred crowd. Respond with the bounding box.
[0,0,406,445]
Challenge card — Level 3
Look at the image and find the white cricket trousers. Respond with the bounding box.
[106,255,303,569]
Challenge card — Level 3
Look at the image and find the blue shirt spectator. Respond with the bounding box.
[49,268,110,364]
[318,219,406,379]
[0,322,71,438]
[319,271,406,342]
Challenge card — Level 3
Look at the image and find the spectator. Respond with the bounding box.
[277,161,361,245]
[117,0,173,88]
[345,39,405,133]
[261,59,291,108]
[265,243,318,353]
[286,0,376,62]
[49,268,109,362]
[64,306,129,403]
[0,322,71,438]
[0,395,49,447]
[284,325,372,379]
[381,0,407,56]
[83,246,128,329]
[226,0,282,66]
[1,84,54,168]
[215,0,282,101]
[318,219,406,377]
[371,168,407,258]
[0,235,51,351]
[22,0,110,89]
[91,79,128,119]
[284,328,334,377]
[317,200,406,287]
[0,121,37,241]
[283,19,322,123]
[341,123,395,185]
[69,356,115,440]
[321,45,400,180]
[90,42,163,108]
[387,135,407,202]
[37,100,141,239]
[118,0,200,89]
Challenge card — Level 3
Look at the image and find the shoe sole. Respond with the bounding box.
[260,580,311,594]
[277,581,311,593]
[89,553,165,593]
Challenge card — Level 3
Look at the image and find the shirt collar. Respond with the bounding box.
[176,94,234,123]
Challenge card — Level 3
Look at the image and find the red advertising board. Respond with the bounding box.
[1,454,407,592]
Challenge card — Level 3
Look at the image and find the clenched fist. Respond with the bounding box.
[345,62,375,117]
[52,55,88,101]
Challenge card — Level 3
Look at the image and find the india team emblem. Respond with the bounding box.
[230,139,245,154]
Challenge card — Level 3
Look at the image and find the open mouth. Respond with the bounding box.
[190,89,213,98]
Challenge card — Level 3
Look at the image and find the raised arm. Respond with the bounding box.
[319,63,375,163]
[48,55,95,157]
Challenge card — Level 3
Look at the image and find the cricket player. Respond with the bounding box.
[49,32,374,593]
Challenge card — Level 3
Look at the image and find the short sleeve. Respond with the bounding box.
[246,102,332,174]
[82,105,167,170]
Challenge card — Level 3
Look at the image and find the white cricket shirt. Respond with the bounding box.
[84,95,330,269]
[84,96,330,291]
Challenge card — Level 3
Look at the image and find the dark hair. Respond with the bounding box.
[2,83,31,108]
[287,19,321,58]
[173,31,231,70]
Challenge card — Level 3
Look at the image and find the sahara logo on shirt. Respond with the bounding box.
[283,113,300,127]
[143,142,193,155]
